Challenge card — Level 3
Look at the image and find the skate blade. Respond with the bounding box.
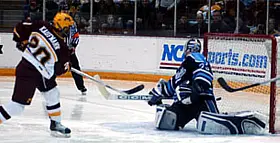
[50,131,71,138]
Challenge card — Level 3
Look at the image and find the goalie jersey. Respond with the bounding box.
[13,20,70,79]
[165,52,214,102]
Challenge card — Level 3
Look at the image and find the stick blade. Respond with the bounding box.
[94,75,110,99]
[94,75,145,100]
[217,77,236,92]
[123,84,145,94]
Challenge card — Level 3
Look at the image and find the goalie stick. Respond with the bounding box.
[70,68,144,95]
[97,77,222,102]
[218,76,280,92]
[99,93,223,101]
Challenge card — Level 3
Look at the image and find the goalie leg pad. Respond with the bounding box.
[155,104,177,130]
[197,111,266,134]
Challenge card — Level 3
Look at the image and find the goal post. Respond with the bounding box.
[203,33,278,134]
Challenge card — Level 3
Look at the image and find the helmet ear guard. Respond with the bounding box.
[184,38,202,53]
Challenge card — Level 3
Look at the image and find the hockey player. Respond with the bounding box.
[148,39,267,134]
[59,1,87,95]
[0,12,74,137]
[148,38,219,130]
[68,23,87,95]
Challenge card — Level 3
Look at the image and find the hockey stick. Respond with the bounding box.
[99,92,223,101]
[100,94,223,101]
[70,68,145,95]
[102,94,153,100]
[217,76,280,92]
[98,78,223,101]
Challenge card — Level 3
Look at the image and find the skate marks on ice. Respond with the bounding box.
[1,116,280,143]
[0,77,280,143]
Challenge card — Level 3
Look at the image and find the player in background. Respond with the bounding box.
[58,1,87,95]
[148,39,267,134]
[148,38,219,130]
[0,12,74,137]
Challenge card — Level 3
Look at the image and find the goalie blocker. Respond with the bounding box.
[197,111,267,134]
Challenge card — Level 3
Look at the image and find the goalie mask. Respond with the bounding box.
[184,39,201,53]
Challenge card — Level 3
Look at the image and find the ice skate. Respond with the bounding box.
[50,120,71,138]
[80,87,87,95]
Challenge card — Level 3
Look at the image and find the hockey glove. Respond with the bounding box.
[147,94,163,106]
[64,62,72,72]
[147,79,170,106]
[16,40,28,52]
[188,80,214,104]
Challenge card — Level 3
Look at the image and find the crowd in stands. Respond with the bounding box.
[21,0,280,36]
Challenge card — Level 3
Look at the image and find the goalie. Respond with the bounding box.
[147,39,267,134]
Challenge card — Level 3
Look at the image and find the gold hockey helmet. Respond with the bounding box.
[53,12,74,31]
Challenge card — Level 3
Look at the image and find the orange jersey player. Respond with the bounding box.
[0,13,74,137]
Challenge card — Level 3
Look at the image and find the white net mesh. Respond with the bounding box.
[205,33,279,134]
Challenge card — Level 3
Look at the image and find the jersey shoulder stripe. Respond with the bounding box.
[188,53,206,63]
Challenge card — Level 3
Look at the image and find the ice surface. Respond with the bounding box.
[0,76,279,143]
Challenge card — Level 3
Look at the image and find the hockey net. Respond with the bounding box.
[204,33,279,134]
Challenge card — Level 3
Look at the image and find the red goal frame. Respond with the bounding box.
[203,33,278,134]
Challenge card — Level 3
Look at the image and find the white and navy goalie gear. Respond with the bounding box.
[176,81,214,105]
[197,111,267,134]
[192,64,214,101]
[148,79,175,106]
[155,104,177,130]
[174,82,192,104]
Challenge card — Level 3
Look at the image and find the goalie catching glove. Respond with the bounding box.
[148,79,174,106]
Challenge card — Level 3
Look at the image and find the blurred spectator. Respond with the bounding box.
[99,0,117,15]
[254,0,266,27]
[80,0,90,13]
[117,0,134,33]
[268,17,280,36]
[79,0,102,33]
[137,0,156,30]
[252,23,265,34]
[101,14,123,34]
[23,0,30,20]
[241,0,254,8]
[176,0,188,17]
[235,17,250,34]
[215,0,224,14]
[221,5,236,33]
[46,0,58,21]
[187,13,207,37]
[210,10,227,33]
[29,0,42,13]
[197,2,222,21]
[25,0,43,20]
[155,0,180,12]
[76,0,91,21]
[73,12,90,33]
[155,0,180,29]
[69,0,81,16]
[176,15,189,34]
[80,0,100,17]
[16,0,280,36]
